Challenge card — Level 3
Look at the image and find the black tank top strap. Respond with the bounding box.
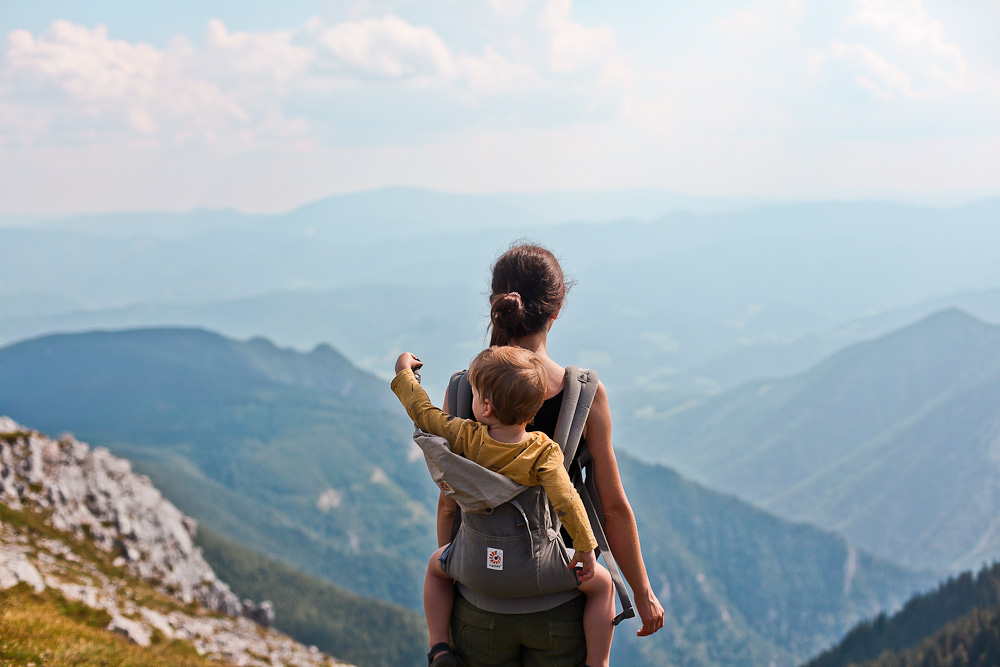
[528,389,565,441]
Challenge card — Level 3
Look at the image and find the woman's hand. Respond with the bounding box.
[635,589,665,636]
[569,550,596,583]
[395,352,422,375]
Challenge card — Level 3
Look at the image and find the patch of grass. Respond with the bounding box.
[0,584,223,667]
[0,502,44,534]
[0,430,30,444]
[48,590,113,629]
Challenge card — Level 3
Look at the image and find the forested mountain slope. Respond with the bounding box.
[805,562,1000,667]
[197,531,427,667]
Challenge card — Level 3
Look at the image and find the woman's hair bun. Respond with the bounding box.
[491,292,526,330]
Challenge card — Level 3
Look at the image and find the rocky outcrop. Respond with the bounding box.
[0,416,240,614]
[0,417,351,667]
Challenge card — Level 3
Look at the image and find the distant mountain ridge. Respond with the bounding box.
[12,187,759,240]
[0,286,486,400]
[682,286,1000,391]
[6,284,1000,409]
[0,327,937,666]
[629,308,1000,572]
[3,195,1000,401]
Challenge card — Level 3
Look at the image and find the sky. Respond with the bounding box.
[1,0,998,216]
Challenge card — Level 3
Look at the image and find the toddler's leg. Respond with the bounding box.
[577,562,615,667]
[424,545,457,665]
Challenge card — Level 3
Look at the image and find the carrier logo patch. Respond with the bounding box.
[487,547,504,571]
[438,480,454,494]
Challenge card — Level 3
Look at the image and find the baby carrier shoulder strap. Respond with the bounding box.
[447,370,474,420]
[553,367,597,470]
[558,367,635,626]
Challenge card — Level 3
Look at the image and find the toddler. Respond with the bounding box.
[391,346,615,667]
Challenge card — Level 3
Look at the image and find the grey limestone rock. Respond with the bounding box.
[242,598,276,628]
[0,546,46,592]
[1,417,352,666]
[0,419,241,615]
[108,614,152,647]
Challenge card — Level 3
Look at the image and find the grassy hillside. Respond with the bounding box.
[626,309,1000,572]
[0,584,218,667]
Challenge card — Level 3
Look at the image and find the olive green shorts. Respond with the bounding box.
[450,592,586,667]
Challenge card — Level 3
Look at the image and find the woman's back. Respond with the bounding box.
[529,388,563,436]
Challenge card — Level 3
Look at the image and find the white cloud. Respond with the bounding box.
[311,14,544,95]
[543,0,616,73]
[1,22,175,139]
[831,40,916,99]
[487,0,535,19]
[199,19,312,90]
[714,0,803,42]
[454,46,544,96]
[316,15,454,80]
[0,21,305,148]
[840,0,971,95]
[0,6,619,153]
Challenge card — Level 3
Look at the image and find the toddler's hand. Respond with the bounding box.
[395,352,423,375]
[569,549,596,583]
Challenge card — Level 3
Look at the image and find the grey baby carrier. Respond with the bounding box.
[412,366,635,625]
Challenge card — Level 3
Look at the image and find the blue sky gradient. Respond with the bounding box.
[1,0,997,215]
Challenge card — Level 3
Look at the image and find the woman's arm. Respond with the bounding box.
[585,381,665,637]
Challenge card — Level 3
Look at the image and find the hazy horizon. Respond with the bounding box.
[2,185,999,223]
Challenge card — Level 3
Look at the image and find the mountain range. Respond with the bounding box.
[5,283,1000,408]
[4,193,1000,402]
[624,309,1000,573]
[0,327,936,666]
[0,328,434,611]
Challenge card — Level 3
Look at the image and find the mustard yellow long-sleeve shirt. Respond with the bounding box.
[391,368,598,552]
